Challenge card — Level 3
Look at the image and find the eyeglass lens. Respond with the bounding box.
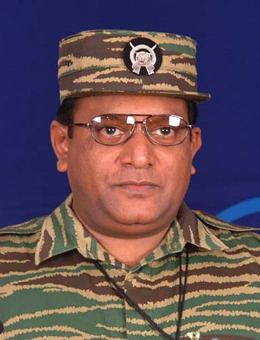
[91,114,189,146]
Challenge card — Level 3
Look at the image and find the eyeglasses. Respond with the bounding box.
[69,114,192,146]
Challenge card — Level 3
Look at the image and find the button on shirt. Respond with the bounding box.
[0,195,259,339]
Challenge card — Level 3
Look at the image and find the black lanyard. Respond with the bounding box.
[93,245,189,340]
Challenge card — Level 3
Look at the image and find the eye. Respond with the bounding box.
[100,126,123,136]
[153,126,176,136]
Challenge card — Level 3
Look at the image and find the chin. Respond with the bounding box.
[112,217,164,237]
[108,206,167,227]
[117,215,156,226]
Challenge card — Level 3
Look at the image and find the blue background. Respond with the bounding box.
[0,0,259,227]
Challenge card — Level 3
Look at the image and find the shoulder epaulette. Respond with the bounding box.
[0,216,45,235]
[194,210,260,232]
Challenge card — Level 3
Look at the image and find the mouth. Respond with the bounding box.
[114,181,159,193]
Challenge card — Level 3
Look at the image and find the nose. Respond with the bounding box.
[119,124,155,168]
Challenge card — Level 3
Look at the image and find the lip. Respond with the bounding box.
[114,181,159,192]
[117,181,158,186]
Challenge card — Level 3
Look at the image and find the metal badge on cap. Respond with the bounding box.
[123,37,162,76]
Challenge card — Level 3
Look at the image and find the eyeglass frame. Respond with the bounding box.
[68,113,193,146]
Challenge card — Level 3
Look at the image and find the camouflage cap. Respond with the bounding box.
[58,29,210,102]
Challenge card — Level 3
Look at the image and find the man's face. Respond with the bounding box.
[51,94,201,238]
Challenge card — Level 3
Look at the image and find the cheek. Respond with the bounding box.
[162,148,192,194]
[67,140,116,195]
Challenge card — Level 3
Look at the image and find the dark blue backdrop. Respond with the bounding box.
[0,0,259,227]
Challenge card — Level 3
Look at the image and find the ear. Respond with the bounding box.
[190,127,202,175]
[50,121,69,173]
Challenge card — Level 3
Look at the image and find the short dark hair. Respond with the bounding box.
[56,97,76,126]
[56,97,199,138]
[188,101,198,125]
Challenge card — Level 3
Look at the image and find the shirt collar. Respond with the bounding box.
[176,202,228,251]
[35,195,228,266]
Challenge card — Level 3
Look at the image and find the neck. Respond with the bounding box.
[73,207,170,267]
[85,226,170,267]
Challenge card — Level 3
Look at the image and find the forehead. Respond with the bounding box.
[73,94,189,120]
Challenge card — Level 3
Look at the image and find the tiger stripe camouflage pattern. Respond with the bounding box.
[0,195,259,339]
[58,29,210,103]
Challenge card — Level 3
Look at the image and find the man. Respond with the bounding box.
[0,29,259,340]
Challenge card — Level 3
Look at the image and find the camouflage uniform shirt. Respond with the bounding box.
[0,195,259,340]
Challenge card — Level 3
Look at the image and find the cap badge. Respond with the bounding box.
[123,37,162,76]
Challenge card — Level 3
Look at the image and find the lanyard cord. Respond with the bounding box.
[176,246,189,340]
[93,245,189,340]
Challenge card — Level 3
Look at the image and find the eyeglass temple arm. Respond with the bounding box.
[69,123,91,128]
